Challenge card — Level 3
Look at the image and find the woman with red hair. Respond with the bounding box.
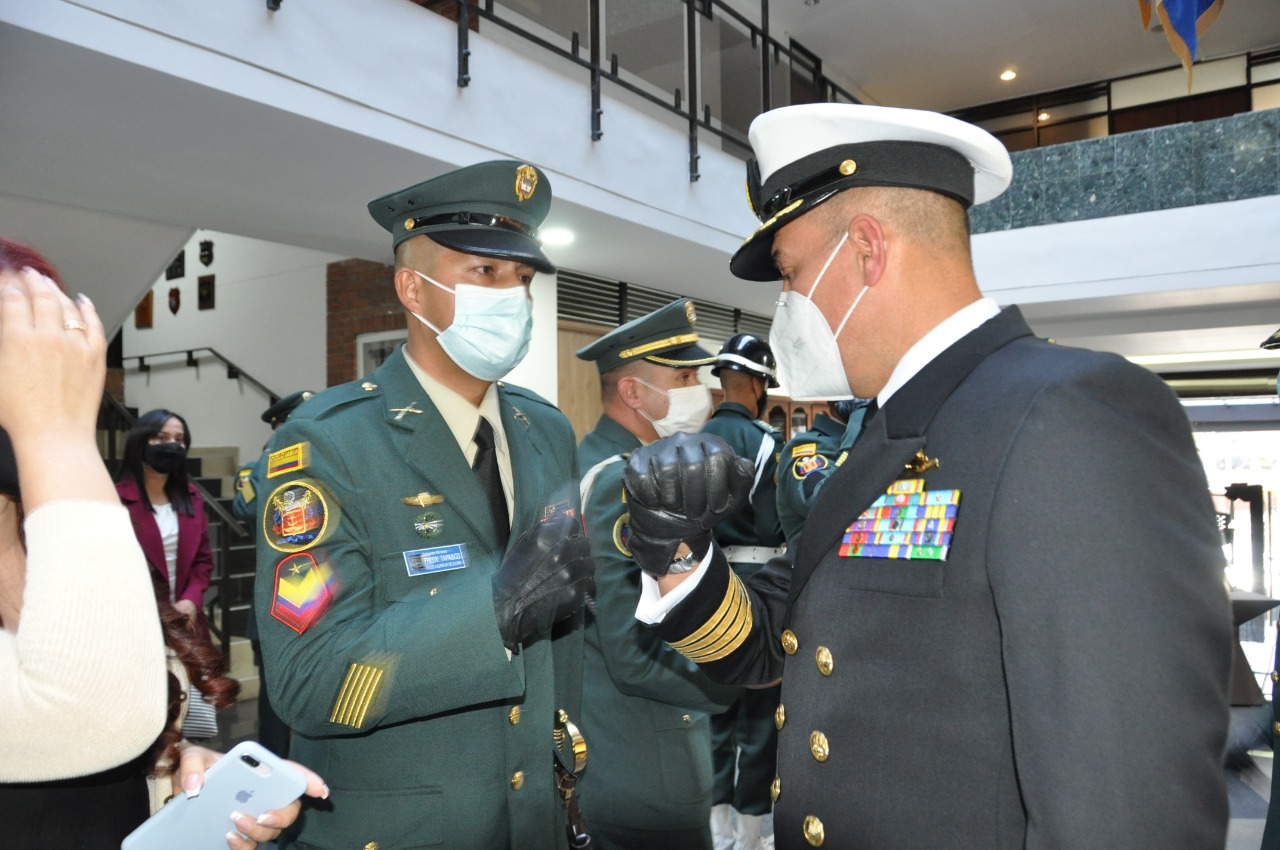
[0,239,324,848]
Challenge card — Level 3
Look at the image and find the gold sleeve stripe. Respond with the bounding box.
[668,572,753,663]
[674,581,748,657]
[329,661,386,729]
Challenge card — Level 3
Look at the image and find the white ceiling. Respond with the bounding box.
[767,0,1280,111]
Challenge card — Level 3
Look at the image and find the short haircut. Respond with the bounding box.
[815,186,972,255]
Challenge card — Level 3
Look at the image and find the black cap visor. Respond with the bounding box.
[425,226,555,274]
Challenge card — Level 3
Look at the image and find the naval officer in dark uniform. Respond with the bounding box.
[700,334,784,850]
[574,298,740,850]
[620,104,1232,849]
[252,161,594,850]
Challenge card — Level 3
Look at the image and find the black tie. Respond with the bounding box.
[472,417,510,549]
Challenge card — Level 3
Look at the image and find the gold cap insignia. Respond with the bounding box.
[515,164,538,201]
[685,301,696,325]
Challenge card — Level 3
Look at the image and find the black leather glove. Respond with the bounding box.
[492,506,595,652]
[621,432,754,577]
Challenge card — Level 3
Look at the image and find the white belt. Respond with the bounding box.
[721,545,786,565]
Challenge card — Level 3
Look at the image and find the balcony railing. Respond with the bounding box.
[433,0,860,181]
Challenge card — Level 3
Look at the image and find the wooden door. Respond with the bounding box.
[558,319,610,442]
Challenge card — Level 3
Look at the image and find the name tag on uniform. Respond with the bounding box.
[403,543,468,576]
[840,478,960,561]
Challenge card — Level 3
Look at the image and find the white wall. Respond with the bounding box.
[123,230,339,465]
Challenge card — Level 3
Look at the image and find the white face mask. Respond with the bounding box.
[769,233,867,402]
[633,378,712,439]
[410,270,533,382]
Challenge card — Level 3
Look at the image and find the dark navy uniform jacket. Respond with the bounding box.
[654,308,1231,850]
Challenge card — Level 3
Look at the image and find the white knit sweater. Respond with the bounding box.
[0,501,168,781]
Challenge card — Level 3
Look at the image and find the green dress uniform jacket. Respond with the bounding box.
[653,308,1232,850]
[700,403,783,551]
[775,412,860,542]
[252,347,584,850]
[575,415,738,847]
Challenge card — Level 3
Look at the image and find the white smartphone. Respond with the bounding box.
[121,741,307,850]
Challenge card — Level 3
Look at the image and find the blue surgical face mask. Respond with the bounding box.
[410,270,533,382]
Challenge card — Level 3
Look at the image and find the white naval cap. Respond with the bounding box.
[731,103,1014,281]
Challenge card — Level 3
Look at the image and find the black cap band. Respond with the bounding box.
[406,211,538,239]
[751,140,976,222]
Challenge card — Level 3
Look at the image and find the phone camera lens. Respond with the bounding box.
[240,755,261,768]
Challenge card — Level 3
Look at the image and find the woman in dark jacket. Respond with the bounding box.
[115,409,214,634]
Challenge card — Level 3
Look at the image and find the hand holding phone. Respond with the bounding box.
[122,742,309,850]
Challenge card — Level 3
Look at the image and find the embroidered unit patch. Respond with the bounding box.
[839,478,960,561]
[791,454,829,480]
[263,479,331,552]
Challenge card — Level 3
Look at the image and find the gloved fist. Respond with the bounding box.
[622,432,754,577]
[492,507,595,653]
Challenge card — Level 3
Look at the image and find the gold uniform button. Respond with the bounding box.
[810,730,830,762]
[361,381,377,391]
[682,714,692,724]
[803,815,825,846]
[770,776,780,803]
[1272,671,1279,684]
[815,646,834,677]
[364,843,379,850]
[1274,722,1280,736]
[775,703,786,730]
[838,158,857,176]
[511,770,524,790]
[781,629,799,655]
[508,706,521,725]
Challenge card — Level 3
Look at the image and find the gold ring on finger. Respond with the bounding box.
[63,319,88,332]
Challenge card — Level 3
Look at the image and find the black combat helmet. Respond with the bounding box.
[712,334,779,388]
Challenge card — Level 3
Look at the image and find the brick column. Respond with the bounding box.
[326,258,404,387]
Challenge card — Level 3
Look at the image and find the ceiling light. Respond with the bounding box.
[1000,70,1017,81]
[540,227,575,247]
[1038,111,1050,121]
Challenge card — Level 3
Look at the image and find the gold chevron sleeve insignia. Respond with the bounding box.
[668,571,753,663]
[329,659,389,729]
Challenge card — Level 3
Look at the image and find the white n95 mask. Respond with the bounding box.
[769,233,866,401]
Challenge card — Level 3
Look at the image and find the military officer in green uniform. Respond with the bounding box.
[698,333,784,850]
[252,161,594,850]
[574,298,740,850]
[774,398,867,542]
